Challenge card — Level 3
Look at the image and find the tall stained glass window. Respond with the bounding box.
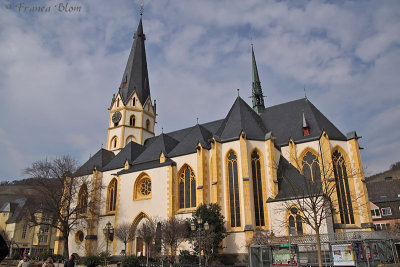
[251,150,265,226]
[227,151,241,227]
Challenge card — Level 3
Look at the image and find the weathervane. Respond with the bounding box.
[304,87,307,99]
[237,88,240,96]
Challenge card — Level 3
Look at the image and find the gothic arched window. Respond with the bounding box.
[251,150,265,226]
[130,115,136,126]
[227,151,241,228]
[111,136,118,149]
[333,150,355,224]
[107,179,118,212]
[77,184,88,214]
[178,165,196,209]
[288,207,303,235]
[302,151,321,182]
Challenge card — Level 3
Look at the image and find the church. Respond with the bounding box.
[55,15,373,259]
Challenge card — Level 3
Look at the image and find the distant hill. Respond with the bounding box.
[366,161,400,182]
[0,185,38,208]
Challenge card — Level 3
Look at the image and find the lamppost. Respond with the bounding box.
[103,222,114,255]
[190,218,209,267]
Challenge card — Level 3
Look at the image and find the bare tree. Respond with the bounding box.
[248,227,275,246]
[272,146,368,267]
[23,155,100,258]
[115,222,134,256]
[136,221,155,266]
[159,217,185,266]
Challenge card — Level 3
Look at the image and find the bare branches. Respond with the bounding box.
[115,222,134,256]
[22,155,102,258]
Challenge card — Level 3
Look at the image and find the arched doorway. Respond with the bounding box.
[128,212,154,257]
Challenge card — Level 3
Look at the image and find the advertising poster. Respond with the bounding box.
[332,244,355,266]
[272,247,297,266]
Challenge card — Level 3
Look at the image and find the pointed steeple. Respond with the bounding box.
[119,17,150,105]
[251,45,265,115]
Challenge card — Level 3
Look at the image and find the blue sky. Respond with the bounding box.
[0,0,399,180]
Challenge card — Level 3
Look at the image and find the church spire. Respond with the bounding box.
[251,45,265,115]
[119,16,150,106]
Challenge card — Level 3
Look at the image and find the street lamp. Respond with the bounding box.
[190,218,209,267]
[103,221,114,255]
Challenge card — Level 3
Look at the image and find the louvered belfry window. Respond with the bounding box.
[333,150,355,224]
[251,150,265,226]
[227,151,241,228]
[179,165,196,209]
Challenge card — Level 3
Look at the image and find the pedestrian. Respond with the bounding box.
[42,257,54,267]
[64,255,75,267]
[17,254,31,267]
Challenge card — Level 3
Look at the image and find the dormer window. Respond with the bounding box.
[132,98,136,106]
[122,76,127,89]
[302,112,310,136]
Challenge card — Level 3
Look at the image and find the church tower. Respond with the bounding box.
[107,16,155,153]
[251,46,265,115]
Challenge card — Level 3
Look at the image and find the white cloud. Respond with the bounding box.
[0,0,399,180]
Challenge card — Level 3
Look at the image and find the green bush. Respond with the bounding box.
[121,255,140,267]
[82,255,102,267]
[178,250,198,264]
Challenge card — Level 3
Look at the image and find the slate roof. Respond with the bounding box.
[268,156,322,202]
[134,133,179,164]
[103,141,145,171]
[261,98,346,146]
[118,18,150,106]
[73,148,115,177]
[169,124,213,157]
[78,96,346,175]
[215,97,268,142]
[0,198,27,224]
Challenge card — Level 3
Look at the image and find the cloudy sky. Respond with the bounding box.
[0,0,399,181]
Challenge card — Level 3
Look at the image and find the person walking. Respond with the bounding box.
[63,255,75,267]
[17,254,31,267]
[42,257,55,267]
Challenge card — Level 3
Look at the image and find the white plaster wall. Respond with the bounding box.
[124,110,142,127]
[114,166,170,255]
[173,154,198,180]
[223,232,248,254]
[267,201,330,237]
[107,128,123,149]
[295,140,320,158]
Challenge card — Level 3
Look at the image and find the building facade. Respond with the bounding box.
[56,16,373,259]
[367,168,400,231]
[0,198,56,257]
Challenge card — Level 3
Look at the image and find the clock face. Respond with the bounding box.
[112,111,122,124]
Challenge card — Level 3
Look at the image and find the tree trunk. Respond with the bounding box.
[124,241,127,256]
[315,228,323,267]
[146,244,149,267]
[63,236,69,259]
